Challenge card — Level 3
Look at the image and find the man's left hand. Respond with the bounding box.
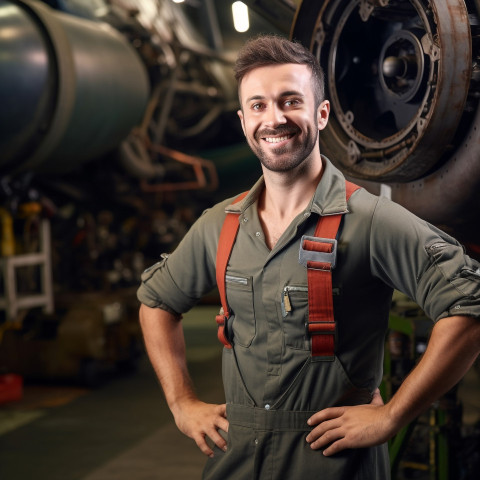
[305,389,394,456]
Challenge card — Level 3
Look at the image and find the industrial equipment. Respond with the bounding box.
[0,0,235,384]
[0,0,150,175]
[288,0,480,250]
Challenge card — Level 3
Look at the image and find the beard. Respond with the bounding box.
[248,124,319,173]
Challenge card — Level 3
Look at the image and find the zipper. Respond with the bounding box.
[226,274,248,286]
[281,285,308,317]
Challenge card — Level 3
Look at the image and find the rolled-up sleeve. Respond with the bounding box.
[370,197,480,322]
[137,201,229,314]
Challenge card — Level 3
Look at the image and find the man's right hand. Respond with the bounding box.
[139,305,229,457]
[172,398,229,457]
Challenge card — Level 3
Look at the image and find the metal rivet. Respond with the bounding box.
[265,404,270,410]
[255,231,261,237]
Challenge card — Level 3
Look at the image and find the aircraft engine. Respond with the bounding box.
[0,0,150,175]
[289,0,480,246]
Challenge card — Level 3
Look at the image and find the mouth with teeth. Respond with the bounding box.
[263,134,294,144]
[258,128,298,145]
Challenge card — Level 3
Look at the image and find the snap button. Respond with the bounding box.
[265,404,271,410]
[255,231,261,237]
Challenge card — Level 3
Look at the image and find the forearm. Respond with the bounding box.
[139,303,196,413]
[139,303,229,456]
[385,314,480,430]
[306,315,480,454]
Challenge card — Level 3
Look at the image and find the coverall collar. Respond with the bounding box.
[225,156,350,216]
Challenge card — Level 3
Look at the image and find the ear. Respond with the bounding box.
[237,109,246,136]
[317,100,330,131]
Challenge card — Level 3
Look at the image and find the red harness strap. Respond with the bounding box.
[300,180,360,358]
[215,192,248,348]
[215,182,360,355]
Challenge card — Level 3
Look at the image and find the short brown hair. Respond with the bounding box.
[234,34,325,105]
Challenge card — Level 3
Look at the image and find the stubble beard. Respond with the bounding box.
[250,126,319,173]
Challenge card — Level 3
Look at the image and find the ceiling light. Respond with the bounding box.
[232,1,249,33]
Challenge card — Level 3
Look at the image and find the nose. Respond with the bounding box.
[264,104,286,128]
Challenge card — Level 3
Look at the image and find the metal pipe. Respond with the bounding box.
[0,0,150,175]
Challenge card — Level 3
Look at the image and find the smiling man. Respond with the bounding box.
[238,63,324,175]
[137,35,480,479]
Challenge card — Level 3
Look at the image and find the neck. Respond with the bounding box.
[257,155,324,250]
[260,155,323,219]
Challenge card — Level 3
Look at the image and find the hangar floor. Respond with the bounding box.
[0,305,479,480]
[0,306,224,480]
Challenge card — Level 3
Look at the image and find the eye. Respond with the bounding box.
[251,103,265,111]
[284,99,300,107]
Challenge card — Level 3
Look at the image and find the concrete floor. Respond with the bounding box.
[0,306,224,480]
[0,305,479,480]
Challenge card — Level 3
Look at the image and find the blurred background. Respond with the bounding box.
[0,1,479,478]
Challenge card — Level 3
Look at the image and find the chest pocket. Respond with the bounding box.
[281,284,309,350]
[226,273,256,347]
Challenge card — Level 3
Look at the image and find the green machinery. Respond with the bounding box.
[384,293,473,480]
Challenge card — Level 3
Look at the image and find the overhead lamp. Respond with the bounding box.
[232,1,249,33]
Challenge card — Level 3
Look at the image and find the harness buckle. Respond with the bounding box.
[298,235,337,269]
[216,310,233,348]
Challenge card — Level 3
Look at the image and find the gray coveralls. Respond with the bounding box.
[138,157,480,479]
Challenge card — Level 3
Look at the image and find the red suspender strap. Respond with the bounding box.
[215,192,248,348]
[300,180,360,358]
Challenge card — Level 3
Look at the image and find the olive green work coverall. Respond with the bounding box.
[138,157,480,479]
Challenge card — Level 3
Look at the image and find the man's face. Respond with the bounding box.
[237,63,329,173]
